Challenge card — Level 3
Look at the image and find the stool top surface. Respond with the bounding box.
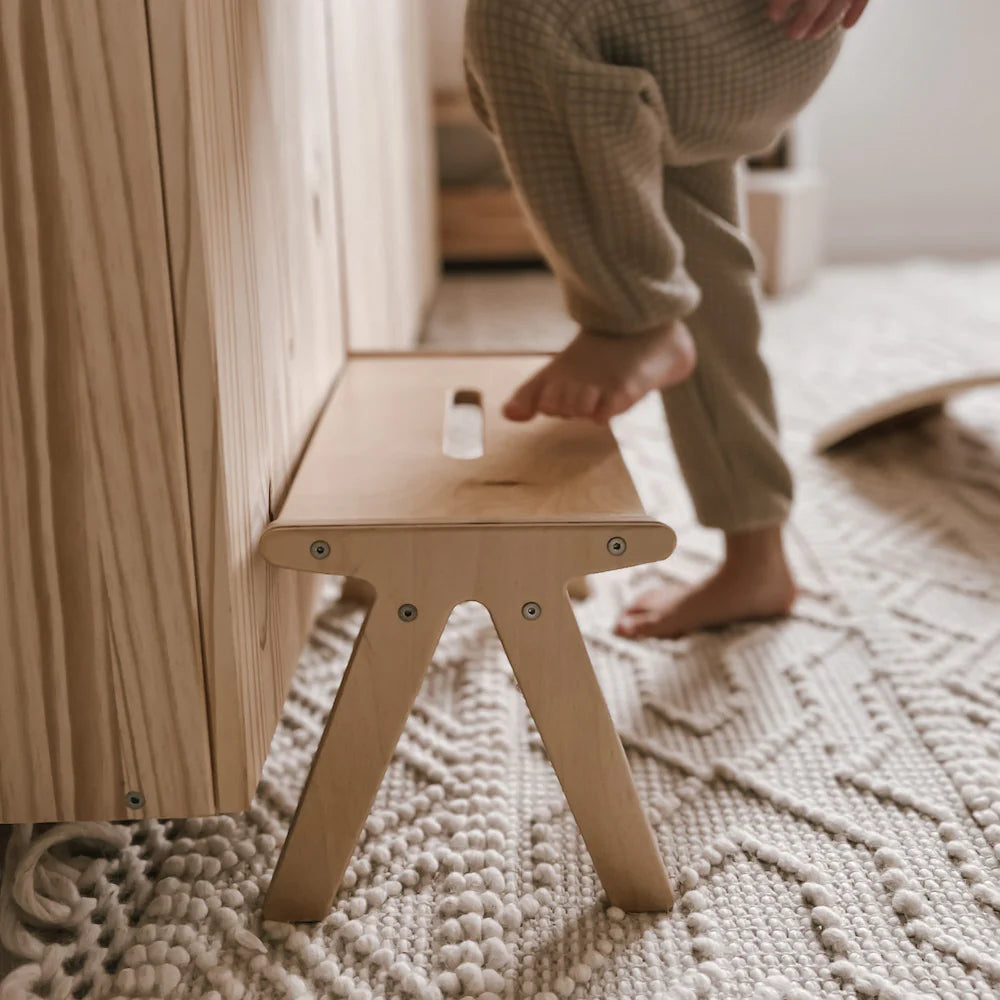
[273,354,650,527]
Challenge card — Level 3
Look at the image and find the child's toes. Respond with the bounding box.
[614,610,649,638]
[568,383,602,418]
[536,377,571,417]
[614,616,636,638]
[615,588,677,637]
[503,373,545,421]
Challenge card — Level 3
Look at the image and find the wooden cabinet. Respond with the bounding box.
[0,0,436,823]
[331,2,438,349]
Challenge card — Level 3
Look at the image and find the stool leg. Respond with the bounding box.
[490,593,674,911]
[262,597,449,922]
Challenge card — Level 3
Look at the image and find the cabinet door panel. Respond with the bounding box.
[148,0,347,808]
[0,0,214,821]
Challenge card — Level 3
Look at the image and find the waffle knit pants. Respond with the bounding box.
[464,0,841,530]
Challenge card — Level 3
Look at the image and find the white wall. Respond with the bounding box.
[810,0,1000,260]
[427,0,1000,261]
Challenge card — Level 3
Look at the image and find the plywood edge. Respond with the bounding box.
[265,515,663,532]
[259,521,676,579]
[349,350,557,359]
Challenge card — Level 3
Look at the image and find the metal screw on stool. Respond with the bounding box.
[125,790,145,810]
[309,539,330,560]
[521,601,542,621]
[398,603,418,622]
[607,536,627,556]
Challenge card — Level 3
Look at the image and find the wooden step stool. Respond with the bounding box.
[259,354,676,922]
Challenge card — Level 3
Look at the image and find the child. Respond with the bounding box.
[464,0,868,637]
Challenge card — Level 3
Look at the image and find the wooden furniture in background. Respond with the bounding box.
[745,129,825,296]
[441,186,541,263]
[744,169,824,296]
[435,87,825,293]
[257,355,677,921]
[0,0,436,824]
[436,90,541,263]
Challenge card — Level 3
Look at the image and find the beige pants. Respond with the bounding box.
[465,0,841,530]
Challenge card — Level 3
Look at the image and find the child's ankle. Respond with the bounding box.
[723,524,786,558]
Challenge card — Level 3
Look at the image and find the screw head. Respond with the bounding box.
[309,539,330,560]
[125,790,145,810]
[398,603,418,622]
[607,536,627,556]
[521,601,542,621]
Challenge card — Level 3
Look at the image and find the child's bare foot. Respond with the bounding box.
[503,322,696,423]
[615,526,795,639]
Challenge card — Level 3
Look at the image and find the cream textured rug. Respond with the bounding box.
[3,261,1000,1000]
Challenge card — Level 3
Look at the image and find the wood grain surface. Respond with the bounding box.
[272,356,650,527]
[328,0,438,350]
[2,0,436,823]
[0,0,214,822]
[440,186,543,262]
[147,0,347,810]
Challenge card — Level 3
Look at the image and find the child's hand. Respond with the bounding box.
[768,0,869,40]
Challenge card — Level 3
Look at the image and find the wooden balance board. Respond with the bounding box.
[814,373,1000,452]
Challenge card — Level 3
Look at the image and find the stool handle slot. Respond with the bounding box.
[442,388,485,460]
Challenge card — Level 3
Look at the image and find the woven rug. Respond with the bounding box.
[3,261,1000,999]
